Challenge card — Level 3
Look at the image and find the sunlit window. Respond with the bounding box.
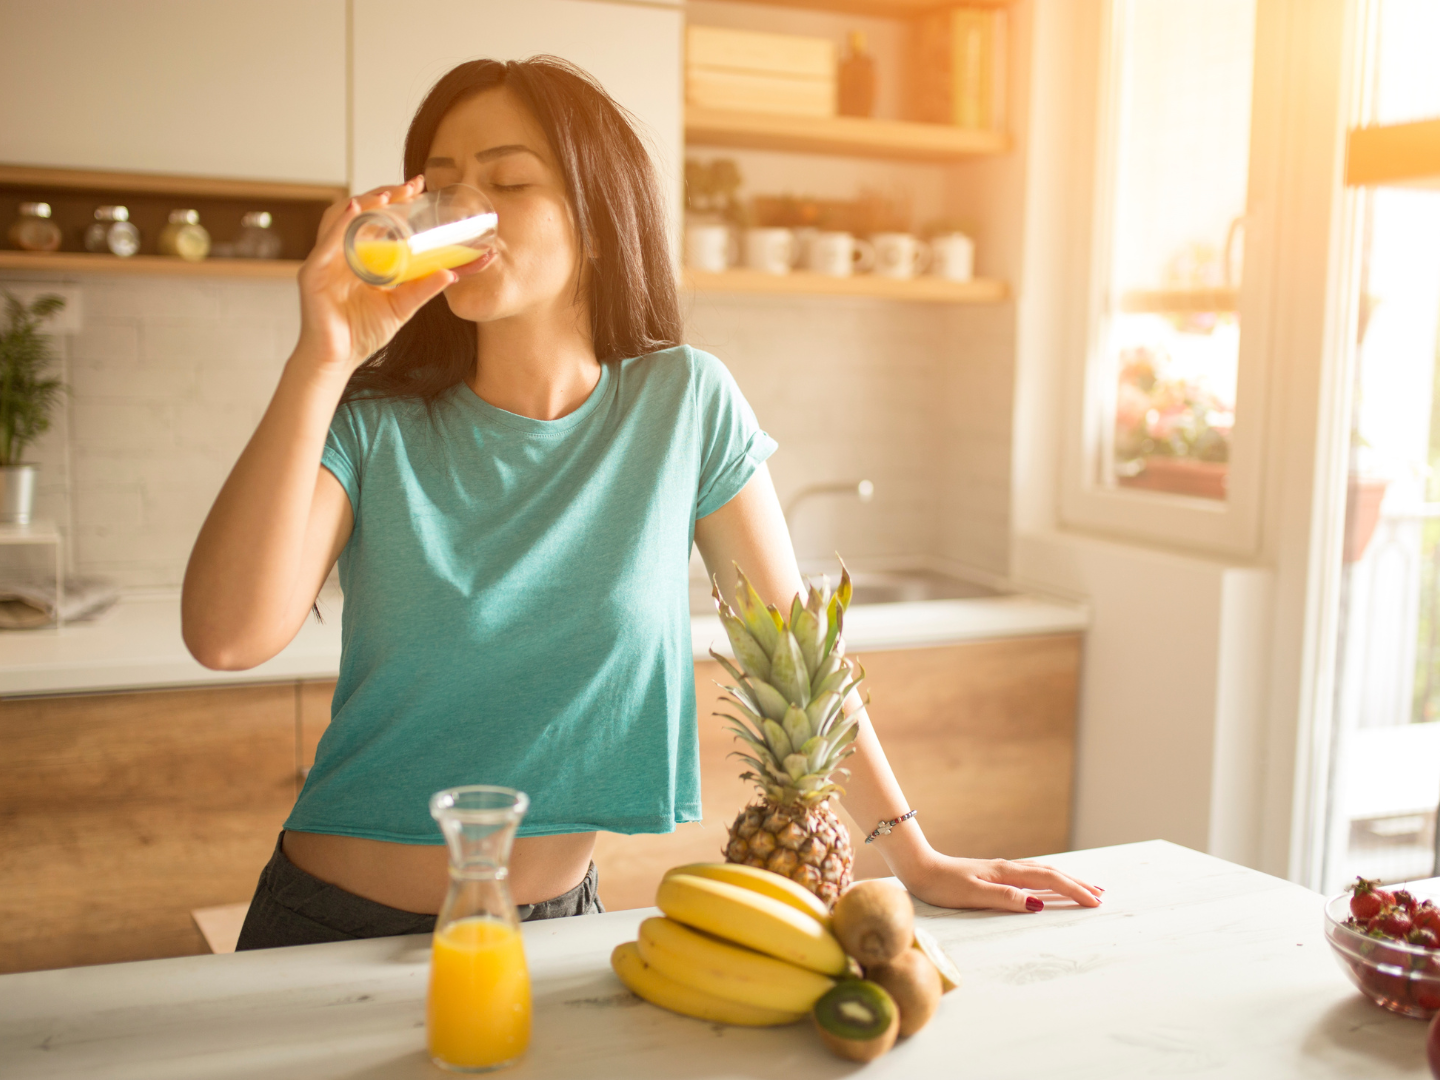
[1097,0,1256,501]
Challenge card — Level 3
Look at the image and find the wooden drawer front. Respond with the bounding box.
[0,685,295,973]
[594,634,1081,910]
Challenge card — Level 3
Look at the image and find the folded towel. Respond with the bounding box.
[0,577,119,629]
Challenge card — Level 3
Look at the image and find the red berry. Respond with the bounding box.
[1380,909,1415,938]
[1412,928,1440,950]
[1415,980,1440,1012]
[1396,890,1419,913]
[1352,891,1384,920]
[1417,908,1440,935]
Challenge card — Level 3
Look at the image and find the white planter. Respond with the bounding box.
[0,464,38,525]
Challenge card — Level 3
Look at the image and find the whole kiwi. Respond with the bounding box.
[812,980,900,1062]
[831,880,915,967]
[866,948,943,1036]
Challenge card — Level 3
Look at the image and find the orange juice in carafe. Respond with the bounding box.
[427,915,531,1070]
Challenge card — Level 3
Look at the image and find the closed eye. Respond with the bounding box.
[492,183,529,192]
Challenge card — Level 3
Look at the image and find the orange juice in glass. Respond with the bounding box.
[427,786,532,1072]
[344,183,497,288]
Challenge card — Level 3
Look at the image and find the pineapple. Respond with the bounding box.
[710,564,864,908]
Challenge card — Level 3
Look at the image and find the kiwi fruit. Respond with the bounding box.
[812,980,900,1062]
[831,880,915,967]
[913,926,961,993]
[866,947,943,1036]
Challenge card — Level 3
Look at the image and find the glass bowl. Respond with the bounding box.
[1324,892,1440,1018]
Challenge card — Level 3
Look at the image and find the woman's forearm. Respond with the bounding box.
[837,701,934,882]
[181,346,350,668]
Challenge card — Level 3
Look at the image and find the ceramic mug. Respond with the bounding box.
[872,233,932,280]
[806,231,875,277]
[791,226,820,270]
[930,232,975,282]
[744,227,795,275]
[685,222,731,273]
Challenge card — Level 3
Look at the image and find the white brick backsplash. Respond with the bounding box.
[2,270,1016,589]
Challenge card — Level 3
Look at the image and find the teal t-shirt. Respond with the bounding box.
[283,345,776,843]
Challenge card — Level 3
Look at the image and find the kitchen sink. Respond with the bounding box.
[690,569,1000,616]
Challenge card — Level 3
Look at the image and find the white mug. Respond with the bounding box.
[806,231,875,277]
[791,226,820,269]
[871,233,931,280]
[930,232,975,282]
[685,222,731,273]
[744,228,795,275]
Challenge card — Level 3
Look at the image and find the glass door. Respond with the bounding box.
[1320,0,1440,892]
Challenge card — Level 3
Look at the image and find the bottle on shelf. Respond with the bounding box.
[158,209,211,261]
[233,211,283,259]
[838,31,876,119]
[83,206,141,258]
[8,203,63,252]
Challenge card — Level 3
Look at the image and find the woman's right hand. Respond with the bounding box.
[293,176,457,375]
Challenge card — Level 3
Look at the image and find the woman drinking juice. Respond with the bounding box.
[181,55,1103,1067]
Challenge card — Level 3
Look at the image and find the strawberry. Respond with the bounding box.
[1411,928,1440,950]
[1395,889,1419,913]
[1415,980,1440,1012]
[1417,906,1440,936]
[1379,908,1415,939]
[1350,877,1391,921]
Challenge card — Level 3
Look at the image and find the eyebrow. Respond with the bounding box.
[425,145,543,169]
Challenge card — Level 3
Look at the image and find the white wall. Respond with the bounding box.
[0,0,346,184]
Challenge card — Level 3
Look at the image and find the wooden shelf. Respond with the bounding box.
[686,107,1008,162]
[718,0,1010,16]
[1118,288,1239,314]
[1345,118,1440,190]
[685,268,1007,303]
[0,164,344,273]
[0,251,301,279]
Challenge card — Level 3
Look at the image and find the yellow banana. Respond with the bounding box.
[655,874,847,976]
[637,917,836,1014]
[662,863,831,927]
[610,942,802,1027]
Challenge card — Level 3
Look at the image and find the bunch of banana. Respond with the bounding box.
[609,863,849,1026]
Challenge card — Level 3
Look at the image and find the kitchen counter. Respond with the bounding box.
[0,840,1423,1079]
[0,587,1087,698]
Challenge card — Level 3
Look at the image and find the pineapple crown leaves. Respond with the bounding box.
[0,290,69,467]
[710,560,865,807]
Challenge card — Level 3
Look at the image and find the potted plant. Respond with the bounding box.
[0,290,67,525]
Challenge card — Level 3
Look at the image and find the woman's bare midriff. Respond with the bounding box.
[281,829,598,914]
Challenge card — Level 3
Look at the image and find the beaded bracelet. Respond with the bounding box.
[864,809,918,844]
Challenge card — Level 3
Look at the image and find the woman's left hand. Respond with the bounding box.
[900,852,1105,913]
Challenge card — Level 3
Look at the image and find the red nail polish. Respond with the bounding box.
[1025,896,1044,912]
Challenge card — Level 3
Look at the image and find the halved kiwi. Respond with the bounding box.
[812,980,900,1062]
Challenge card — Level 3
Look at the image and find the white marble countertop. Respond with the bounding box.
[0,841,1425,1079]
[0,588,1087,698]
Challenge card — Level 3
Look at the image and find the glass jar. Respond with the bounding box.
[234,211,282,259]
[83,206,140,258]
[158,209,211,261]
[344,184,497,287]
[8,202,62,252]
[427,785,532,1073]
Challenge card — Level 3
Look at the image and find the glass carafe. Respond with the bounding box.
[344,183,497,287]
[427,785,532,1073]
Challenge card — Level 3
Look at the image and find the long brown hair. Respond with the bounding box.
[342,56,681,408]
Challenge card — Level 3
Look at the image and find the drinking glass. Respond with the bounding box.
[427,785,531,1073]
[344,184,497,287]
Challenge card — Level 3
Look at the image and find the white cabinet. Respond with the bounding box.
[0,0,346,185]
[350,0,682,222]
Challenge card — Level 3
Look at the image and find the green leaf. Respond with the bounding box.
[719,606,771,681]
[792,604,824,675]
[782,704,812,751]
[762,718,793,759]
[733,566,780,654]
[805,690,841,733]
[751,679,791,722]
[768,630,810,707]
[836,560,853,612]
[789,593,805,631]
[783,753,811,782]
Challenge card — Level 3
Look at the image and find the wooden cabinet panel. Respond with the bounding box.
[594,634,1081,910]
[298,679,337,778]
[0,685,295,974]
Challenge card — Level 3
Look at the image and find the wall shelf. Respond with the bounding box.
[0,251,301,280]
[719,0,1010,16]
[1345,118,1440,190]
[0,164,344,275]
[686,107,1008,163]
[686,268,1007,304]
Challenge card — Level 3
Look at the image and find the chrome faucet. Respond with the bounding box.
[783,479,875,532]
